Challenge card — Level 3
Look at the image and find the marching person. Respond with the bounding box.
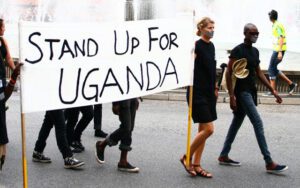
[95,98,139,173]
[180,17,217,178]
[0,18,19,171]
[267,10,297,95]
[0,63,21,171]
[32,109,85,169]
[218,23,288,174]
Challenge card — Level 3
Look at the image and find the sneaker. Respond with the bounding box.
[95,141,105,164]
[32,151,52,163]
[288,83,298,94]
[218,156,241,166]
[70,141,84,153]
[266,162,288,174]
[118,162,139,173]
[94,130,108,138]
[64,156,85,169]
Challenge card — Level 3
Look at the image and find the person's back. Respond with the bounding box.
[271,20,286,52]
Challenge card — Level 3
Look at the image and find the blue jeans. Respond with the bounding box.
[268,51,285,80]
[220,91,273,164]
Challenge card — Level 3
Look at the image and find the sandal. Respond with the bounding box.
[193,164,213,178]
[180,155,196,177]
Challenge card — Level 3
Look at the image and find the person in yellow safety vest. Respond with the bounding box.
[267,10,297,95]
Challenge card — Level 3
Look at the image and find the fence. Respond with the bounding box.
[216,69,300,93]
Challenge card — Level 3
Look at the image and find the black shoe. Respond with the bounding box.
[118,162,139,173]
[218,156,241,166]
[32,151,52,163]
[95,141,105,164]
[266,162,288,174]
[70,141,85,153]
[288,83,298,94]
[64,156,85,169]
[94,130,108,138]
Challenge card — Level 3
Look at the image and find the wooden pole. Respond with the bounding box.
[21,113,28,188]
[185,9,196,168]
[19,21,28,188]
[186,86,193,167]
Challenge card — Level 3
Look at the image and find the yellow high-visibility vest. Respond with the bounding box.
[272,21,287,52]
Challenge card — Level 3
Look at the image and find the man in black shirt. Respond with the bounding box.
[218,23,288,174]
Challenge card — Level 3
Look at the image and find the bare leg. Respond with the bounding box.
[193,125,207,165]
[190,122,214,164]
[270,79,276,90]
[119,150,128,165]
[0,145,3,157]
[0,144,6,170]
[278,73,293,85]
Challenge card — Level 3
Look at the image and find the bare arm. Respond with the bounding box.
[256,65,273,92]
[2,38,15,70]
[226,58,235,97]
[226,58,237,111]
[277,36,284,60]
[4,63,21,101]
[256,65,282,104]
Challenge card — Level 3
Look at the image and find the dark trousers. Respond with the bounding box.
[108,99,138,151]
[93,104,103,130]
[65,105,93,143]
[34,110,73,159]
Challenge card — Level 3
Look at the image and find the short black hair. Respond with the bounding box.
[269,10,278,20]
[244,23,257,34]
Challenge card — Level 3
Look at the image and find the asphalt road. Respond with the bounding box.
[1,93,299,188]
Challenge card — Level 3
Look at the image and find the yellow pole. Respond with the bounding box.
[21,113,28,188]
[186,86,193,167]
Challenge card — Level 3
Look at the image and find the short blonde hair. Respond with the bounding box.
[196,17,214,36]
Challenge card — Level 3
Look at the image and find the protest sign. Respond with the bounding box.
[19,17,194,113]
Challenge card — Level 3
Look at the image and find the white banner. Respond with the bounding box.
[19,17,194,113]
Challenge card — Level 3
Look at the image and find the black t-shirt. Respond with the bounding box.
[229,43,260,94]
[193,39,216,101]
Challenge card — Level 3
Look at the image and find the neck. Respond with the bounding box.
[244,39,252,46]
[201,36,210,43]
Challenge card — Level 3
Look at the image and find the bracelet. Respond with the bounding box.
[8,81,15,87]
[10,78,16,85]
